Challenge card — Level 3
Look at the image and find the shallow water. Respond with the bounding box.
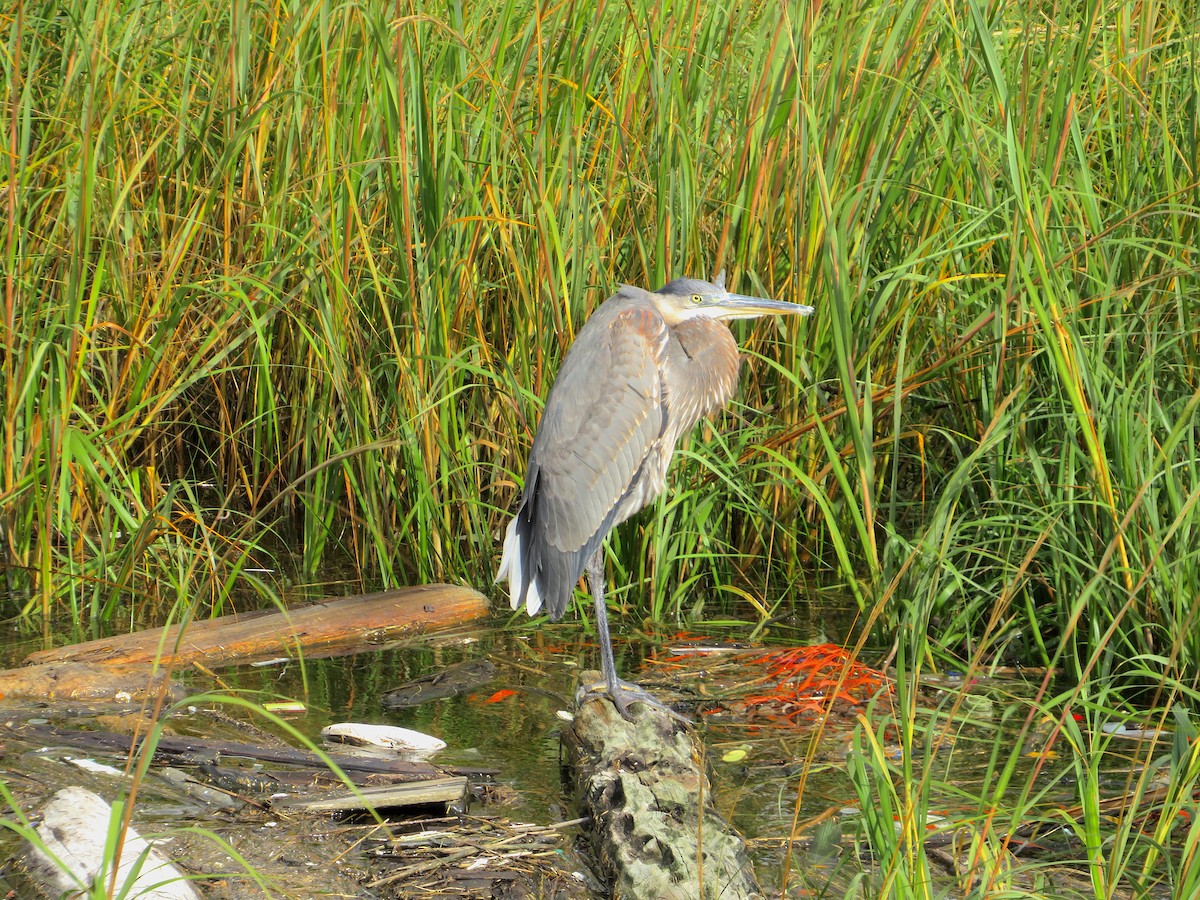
[207,611,860,826]
[0,594,1173,898]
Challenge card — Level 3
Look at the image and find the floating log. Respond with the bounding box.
[7,721,498,778]
[0,661,180,703]
[23,584,489,669]
[562,673,762,900]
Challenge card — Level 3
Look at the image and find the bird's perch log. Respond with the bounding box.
[563,672,762,900]
[3,585,489,701]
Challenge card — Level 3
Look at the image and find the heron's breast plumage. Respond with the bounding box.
[662,317,741,443]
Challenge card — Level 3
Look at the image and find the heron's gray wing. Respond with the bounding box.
[527,304,668,616]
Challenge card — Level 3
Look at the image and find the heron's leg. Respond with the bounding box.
[583,548,690,724]
[585,548,621,697]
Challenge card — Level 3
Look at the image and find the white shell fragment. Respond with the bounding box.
[321,722,446,755]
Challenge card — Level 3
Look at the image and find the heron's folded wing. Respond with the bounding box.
[532,305,668,558]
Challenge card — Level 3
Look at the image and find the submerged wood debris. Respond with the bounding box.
[2,704,585,898]
[381,657,498,708]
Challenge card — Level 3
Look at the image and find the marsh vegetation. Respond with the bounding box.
[2,0,1199,895]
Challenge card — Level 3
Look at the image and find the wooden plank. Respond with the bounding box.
[562,672,762,900]
[279,776,468,812]
[23,584,490,669]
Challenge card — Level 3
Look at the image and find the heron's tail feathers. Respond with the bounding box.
[495,514,543,617]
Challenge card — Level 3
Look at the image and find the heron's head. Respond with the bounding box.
[649,270,814,325]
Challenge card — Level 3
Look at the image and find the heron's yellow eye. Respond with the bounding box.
[689,293,703,304]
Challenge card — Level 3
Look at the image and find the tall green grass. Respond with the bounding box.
[4,0,1200,893]
[3,0,1199,679]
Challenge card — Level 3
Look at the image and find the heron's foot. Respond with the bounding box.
[577,675,692,725]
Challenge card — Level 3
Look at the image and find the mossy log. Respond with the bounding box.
[562,672,762,900]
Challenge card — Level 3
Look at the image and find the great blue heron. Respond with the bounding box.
[496,271,813,718]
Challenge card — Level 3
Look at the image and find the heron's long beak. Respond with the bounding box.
[717,294,815,320]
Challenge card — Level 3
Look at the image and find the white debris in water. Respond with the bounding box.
[65,757,124,777]
[321,722,446,755]
[24,786,201,900]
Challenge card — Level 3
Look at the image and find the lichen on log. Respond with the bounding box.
[563,673,762,900]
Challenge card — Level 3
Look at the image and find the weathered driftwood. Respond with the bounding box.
[563,672,762,900]
[23,584,489,669]
[322,721,446,755]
